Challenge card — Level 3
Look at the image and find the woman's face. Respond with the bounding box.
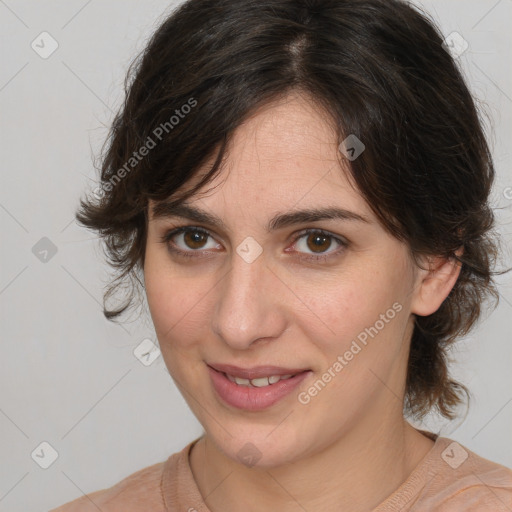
[144,92,429,467]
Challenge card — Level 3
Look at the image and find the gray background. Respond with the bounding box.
[0,1,511,510]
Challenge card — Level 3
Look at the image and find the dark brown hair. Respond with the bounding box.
[76,0,507,420]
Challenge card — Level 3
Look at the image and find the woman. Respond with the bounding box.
[52,0,512,510]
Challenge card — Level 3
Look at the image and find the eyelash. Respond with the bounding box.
[159,226,348,263]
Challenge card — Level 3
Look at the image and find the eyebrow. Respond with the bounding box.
[151,202,371,232]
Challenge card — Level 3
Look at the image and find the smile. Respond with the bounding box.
[207,364,312,411]
[225,373,295,387]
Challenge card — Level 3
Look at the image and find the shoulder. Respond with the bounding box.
[49,460,166,512]
[423,438,512,511]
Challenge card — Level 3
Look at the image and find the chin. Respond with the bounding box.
[207,424,306,469]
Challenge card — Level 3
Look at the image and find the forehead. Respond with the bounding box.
[150,91,371,221]
[223,92,340,178]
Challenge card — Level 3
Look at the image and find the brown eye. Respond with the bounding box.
[291,229,348,262]
[305,232,332,253]
[161,226,348,264]
[183,229,209,249]
[161,227,220,257]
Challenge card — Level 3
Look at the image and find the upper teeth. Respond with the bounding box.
[226,374,294,387]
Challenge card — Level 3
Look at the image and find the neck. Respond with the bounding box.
[189,414,434,512]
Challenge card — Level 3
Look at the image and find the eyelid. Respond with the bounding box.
[289,228,348,255]
[160,225,348,261]
[161,226,221,257]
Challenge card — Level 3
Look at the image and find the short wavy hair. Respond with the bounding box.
[76,0,506,420]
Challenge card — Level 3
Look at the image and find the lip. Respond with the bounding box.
[207,365,312,411]
[207,363,310,380]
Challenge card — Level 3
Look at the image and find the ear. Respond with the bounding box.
[410,247,464,317]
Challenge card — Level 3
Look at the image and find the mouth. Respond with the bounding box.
[207,363,312,411]
[207,363,310,385]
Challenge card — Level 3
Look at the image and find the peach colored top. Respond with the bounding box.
[51,435,512,511]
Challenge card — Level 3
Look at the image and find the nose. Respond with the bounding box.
[211,245,287,350]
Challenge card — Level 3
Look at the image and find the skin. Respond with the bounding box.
[144,90,462,511]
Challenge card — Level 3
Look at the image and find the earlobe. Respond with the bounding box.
[410,248,464,317]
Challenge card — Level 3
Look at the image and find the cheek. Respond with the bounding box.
[144,256,214,350]
[145,267,210,383]
[296,274,410,419]
[297,264,409,360]
[144,253,182,339]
